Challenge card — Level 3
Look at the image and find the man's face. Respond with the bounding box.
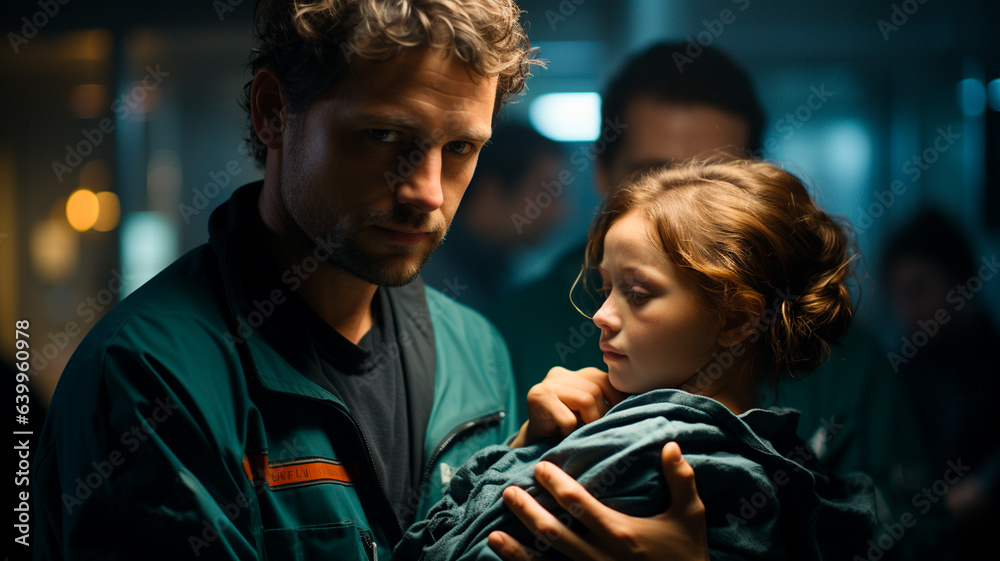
[279,47,497,286]
[599,97,750,193]
[887,256,953,332]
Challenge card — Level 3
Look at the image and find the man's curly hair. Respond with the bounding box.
[242,0,537,167]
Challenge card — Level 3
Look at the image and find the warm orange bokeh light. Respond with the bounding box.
[66,189,100,231]
[69,83,109,119]
[93,191,121,232]
[31,219,79,282]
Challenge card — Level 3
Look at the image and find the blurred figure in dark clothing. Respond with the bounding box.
[492,41,946,560]
[421,123,564,311]
[882,208,1000,556]
[490,43,763,413]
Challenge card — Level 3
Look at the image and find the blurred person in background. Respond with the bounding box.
[421,123,564,312]
[882,208,1000,558]
[492,40,943,560]
[490,42,763,409]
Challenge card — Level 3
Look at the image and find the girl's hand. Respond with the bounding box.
[510,367,628,448]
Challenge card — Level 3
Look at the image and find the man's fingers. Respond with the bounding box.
[660,442,704,516]
[501,485,605,561]
[488,531,546,561]
[532,461,619,539]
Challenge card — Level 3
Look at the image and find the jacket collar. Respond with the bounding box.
[207,182,435,406]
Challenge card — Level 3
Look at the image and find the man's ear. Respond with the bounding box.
[250,67,288,150]
[717,307,760,348]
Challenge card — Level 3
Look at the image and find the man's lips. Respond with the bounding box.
[374,225,430,245]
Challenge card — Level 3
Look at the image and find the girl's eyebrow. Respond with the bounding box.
[598,263,654,281]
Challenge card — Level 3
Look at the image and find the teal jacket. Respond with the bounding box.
[395,390,876,561]
[33,183,518,560]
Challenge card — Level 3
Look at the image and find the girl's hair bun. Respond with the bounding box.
[586,158,857,383]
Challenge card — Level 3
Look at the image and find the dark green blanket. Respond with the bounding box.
[394,389,876,561]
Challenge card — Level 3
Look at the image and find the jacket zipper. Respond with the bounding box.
[417,410,506,496]
[358,529,378,561]
[332,402,405,541]
[242,360,505,544]
[274,391,406,543]
[230,319,404,543]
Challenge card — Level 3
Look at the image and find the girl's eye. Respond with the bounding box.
[626,290,650,305]
[368,129,402,143]
[445,140,473,155]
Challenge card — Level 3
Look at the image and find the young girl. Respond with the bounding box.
[394,159,876,560]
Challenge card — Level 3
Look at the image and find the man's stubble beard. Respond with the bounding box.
[279,145,447,287]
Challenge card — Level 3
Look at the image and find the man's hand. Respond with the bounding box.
[509,367,627,448]
[488,441,709,561]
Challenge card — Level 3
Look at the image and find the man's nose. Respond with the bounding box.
[394,149,444,213]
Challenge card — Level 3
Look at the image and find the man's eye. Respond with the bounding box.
[445,140,473,155]
[368,129,402,143]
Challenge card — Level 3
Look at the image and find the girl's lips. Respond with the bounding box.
[603,350,626,361]
[600,344,626,360]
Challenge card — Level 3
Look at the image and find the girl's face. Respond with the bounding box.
[593,211,726,394]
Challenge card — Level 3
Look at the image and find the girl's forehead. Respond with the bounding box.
[601,212,672,271]
[604,212,659,250]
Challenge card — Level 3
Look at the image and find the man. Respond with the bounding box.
[33,3,707,560]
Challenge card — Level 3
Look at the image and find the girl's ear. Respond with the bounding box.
[717,307,760,348]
